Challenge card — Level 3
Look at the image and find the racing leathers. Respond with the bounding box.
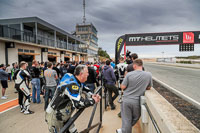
[15,68,33,114]
[45,73,95,133]
[116,63,127,103]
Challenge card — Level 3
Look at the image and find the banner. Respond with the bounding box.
[115,31,200,64]
[115,35,125,64]
[125,31,200,46]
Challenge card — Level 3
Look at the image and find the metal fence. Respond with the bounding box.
[59,86,103,133]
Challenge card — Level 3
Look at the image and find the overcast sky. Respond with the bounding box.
[0,0,200,58]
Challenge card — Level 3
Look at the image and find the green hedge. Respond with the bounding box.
[176,61,192,64]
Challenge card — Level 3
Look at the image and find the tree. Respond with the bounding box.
[98,47,110,59]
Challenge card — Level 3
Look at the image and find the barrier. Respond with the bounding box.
[59,86,103,133]
[140,88,200,133]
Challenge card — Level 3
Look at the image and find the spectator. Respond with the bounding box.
[93,62,100,79]
[11,63,16,80]
[99,61,106,85]
[40,62,45,76]
[0,64,8,99]
[102,60,119,110]
[110,60,115,69]
[116,59,152,133]
[15,62,19,69]
[61,63,68,78]
[68,61,76,74]
[53,62,61,84]
[75,62,79,67]
[39,62,46,95]
[44,62,58,110]
[43,62,48,71]
[12,63,19,93]
[53,63,60,78]
[85,62,98,93]
[6,64,12,81]
[56,63,61,69]
[126,53,138,72]
[30,60,41,103]
[126,53,145,74]
[99,61,105,74]
[59,63,64,78]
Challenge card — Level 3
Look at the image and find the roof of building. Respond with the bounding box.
[76,22,98,32]
[0,16,86,44]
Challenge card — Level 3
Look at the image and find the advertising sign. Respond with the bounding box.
[115,31,200,64]
[125,31,200,46]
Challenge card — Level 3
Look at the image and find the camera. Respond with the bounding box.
[126,50,131,58]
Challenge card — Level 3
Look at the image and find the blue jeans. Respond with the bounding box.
[44,86,56,110]
[56,78,60,85]
[86,83,95,93]
[31,78,41,103]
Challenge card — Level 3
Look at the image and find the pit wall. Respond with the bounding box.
[139,88,199,133]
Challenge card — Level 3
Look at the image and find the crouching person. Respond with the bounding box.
[45,65,101,133]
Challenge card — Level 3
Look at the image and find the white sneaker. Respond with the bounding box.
[24,110,34,115]
[21,109,25,113]
[20,107,25,113]
[116,128,122,133]
[1,96,7,99]
[118,97,122,103]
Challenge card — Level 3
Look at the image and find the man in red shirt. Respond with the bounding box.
[93,62,100,78]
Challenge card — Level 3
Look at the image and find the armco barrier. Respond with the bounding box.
[139,88,200,133]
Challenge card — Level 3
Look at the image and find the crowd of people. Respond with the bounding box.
[0,52,152,133]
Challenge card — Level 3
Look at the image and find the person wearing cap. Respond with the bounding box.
[0,64,9,99]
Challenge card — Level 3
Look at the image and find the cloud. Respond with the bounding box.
[0,0,200,57]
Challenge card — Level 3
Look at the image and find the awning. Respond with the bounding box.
[18,52,40,56]
[48,54,60,57]
[64,56,72,58]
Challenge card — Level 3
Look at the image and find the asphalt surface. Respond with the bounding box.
[144,63,200,103]
[0,101,103,133]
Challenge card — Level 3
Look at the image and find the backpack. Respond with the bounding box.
[28,67,36,78]
[101,69,107,84]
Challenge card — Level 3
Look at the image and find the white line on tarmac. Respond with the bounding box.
[0,105,19,115]
[0,98,18,106]
[153,76,200,110]
[146,62,200,71]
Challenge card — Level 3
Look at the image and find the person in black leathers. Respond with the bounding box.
[14,61,34,114]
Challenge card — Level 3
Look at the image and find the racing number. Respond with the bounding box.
[72,85,79,90]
